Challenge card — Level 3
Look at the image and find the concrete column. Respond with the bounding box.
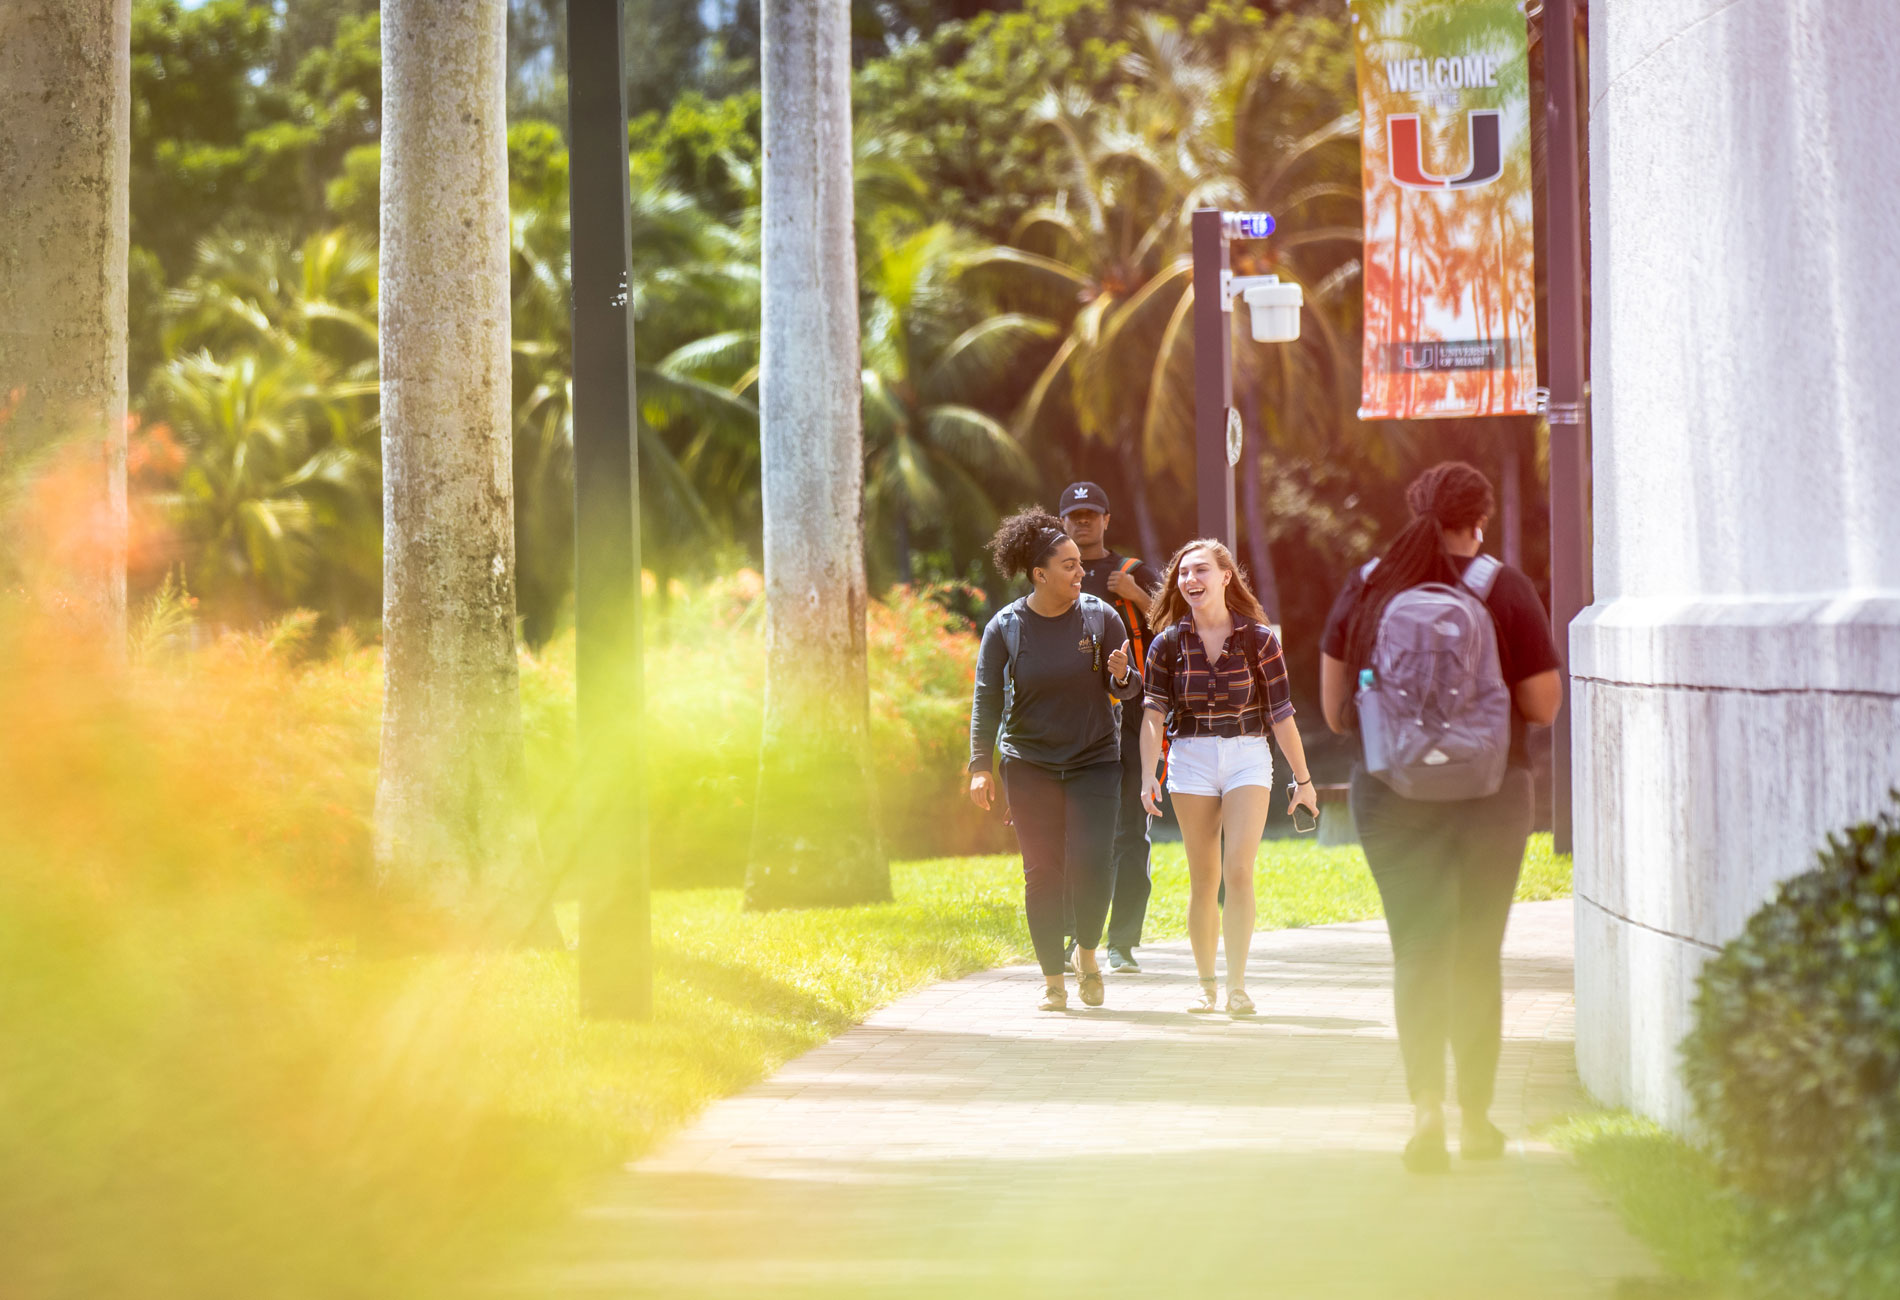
[1576,0,1900,1126]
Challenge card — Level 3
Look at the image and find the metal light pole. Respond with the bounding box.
[568,0,650,1018]
[1192,209,1237,547]
[1542,0,1591,855]
[1192,208,1295,551]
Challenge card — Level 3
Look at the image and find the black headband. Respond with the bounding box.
[1031,527,1067,569]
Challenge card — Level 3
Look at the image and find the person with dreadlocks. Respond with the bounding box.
[1319,462,1563,1173]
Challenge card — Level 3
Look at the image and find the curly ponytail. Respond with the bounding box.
[987,508,1070,581]
[1341,461,1496,681]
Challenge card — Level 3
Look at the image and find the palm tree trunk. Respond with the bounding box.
[375,0,545,941]
[747,0,888,910]
[1239,380,1282,622]
[1115,433,1163,564]
[0,0,129,651]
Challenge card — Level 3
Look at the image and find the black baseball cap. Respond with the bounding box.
[1059,482,1111,517]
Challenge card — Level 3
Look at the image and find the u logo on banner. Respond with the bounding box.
[1387,111,1503,190]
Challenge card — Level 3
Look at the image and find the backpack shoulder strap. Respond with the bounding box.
[1151,619,1183,674]
[999,598,1026,673]
[1081,592,1107,642]
[1109,557,1150,641]
[1081,593,1108,671]
[1460,554,1504,601]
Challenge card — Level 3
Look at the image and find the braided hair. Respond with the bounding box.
[987,508,1072,582]
[1340,461,1496,684]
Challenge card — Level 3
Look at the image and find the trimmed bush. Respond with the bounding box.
[1681,801,1900,1298]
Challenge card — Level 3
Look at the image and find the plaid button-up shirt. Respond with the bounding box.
[1142,618,1295,738]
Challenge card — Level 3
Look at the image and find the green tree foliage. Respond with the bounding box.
[147,229,381,623]
[131,1,380,277]
[504,166,762,643]
[122,0,1549,757]
[860,224,1046,586]
[855,0,1132,242]
[629,91,762,221]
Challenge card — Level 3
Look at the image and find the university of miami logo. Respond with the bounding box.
[1387,110,1503,190]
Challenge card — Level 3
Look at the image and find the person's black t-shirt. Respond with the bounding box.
[968,598,1137,774]
[1080,550,1161,731]
[1320,554,1562,769]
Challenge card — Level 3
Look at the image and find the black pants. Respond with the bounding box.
[1351,765,1533,1114]
[1103,721,1153,950]
[1003,759,1120,977]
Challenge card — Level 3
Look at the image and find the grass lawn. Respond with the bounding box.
[1140,830,1574,940]
[1547,1111,1744,1293]
[9,834,1570,1298]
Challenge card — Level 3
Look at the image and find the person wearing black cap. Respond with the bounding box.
[1060,481,1163,974]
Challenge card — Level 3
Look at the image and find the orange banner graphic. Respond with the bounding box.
[1352,0,1538,420]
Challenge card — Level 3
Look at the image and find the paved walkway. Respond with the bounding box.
[517,900,1657,1299]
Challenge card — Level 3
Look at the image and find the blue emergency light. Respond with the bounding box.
[1228,211,1275,240]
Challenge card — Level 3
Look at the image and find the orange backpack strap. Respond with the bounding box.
[1114,558,1149,674]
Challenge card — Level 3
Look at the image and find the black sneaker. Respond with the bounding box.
[1062,940,1077,974]
[1106,945,1141,973]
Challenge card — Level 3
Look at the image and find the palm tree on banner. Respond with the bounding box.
[859,223,1046,588]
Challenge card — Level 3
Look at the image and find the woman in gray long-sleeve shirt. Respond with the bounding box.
[968,509,1142,1012]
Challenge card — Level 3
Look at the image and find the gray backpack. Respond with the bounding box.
[1355,555,1511,801]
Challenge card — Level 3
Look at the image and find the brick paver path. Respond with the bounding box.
[520,899,1656,1299]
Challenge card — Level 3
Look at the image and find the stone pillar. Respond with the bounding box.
[1575,0,1900,1127]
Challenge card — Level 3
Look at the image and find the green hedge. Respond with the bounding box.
[1681,801,1900,1299]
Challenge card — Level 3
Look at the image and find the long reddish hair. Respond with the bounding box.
[1148,538,1270,630]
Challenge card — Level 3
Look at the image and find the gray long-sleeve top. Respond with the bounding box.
[968,594,1143,775]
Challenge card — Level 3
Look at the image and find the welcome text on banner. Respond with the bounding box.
[1351,0,1538,420]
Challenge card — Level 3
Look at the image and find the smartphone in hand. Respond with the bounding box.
[1287,780,1319,834]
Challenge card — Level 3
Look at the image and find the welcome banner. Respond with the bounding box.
[1351,0,1538,420]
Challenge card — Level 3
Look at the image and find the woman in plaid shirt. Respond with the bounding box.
[1138,539,1320,1015]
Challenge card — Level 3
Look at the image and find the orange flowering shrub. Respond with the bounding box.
[867,582,1009,860]
[0,559,992,911]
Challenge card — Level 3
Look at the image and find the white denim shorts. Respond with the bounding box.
[1165,734,1275,798]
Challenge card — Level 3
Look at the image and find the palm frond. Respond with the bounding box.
[921,313,1060,404]
[921,405,1038,489]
